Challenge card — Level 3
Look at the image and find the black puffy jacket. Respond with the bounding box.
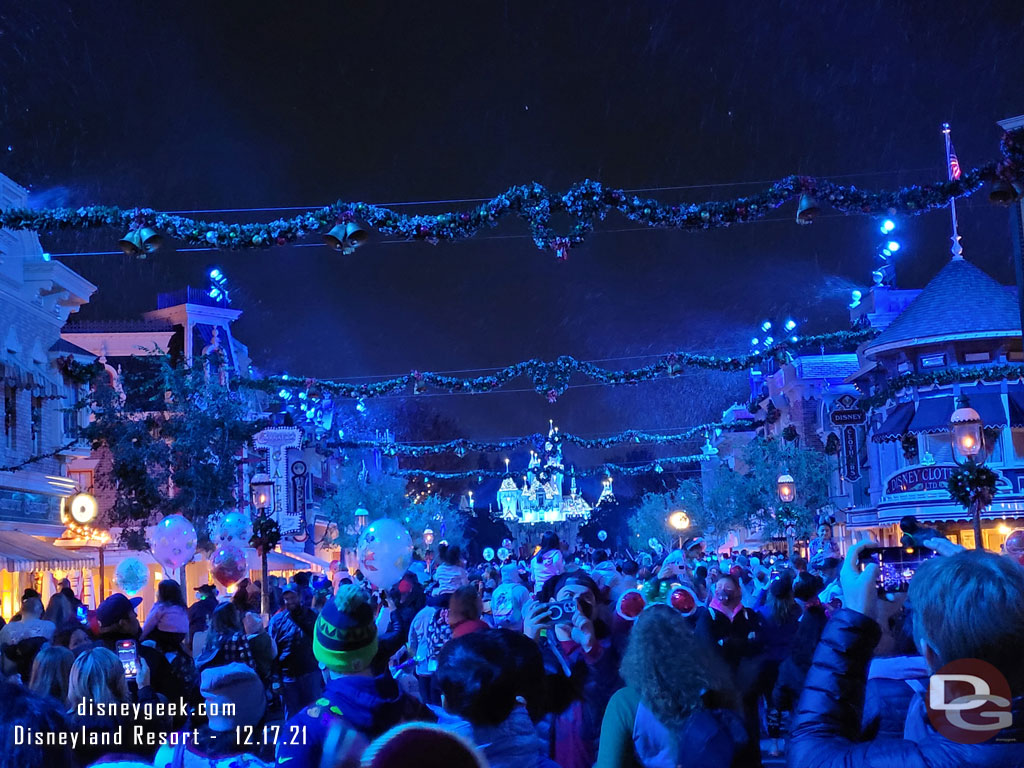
[789,608,1024,768]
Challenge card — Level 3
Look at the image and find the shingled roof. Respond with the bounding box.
[864,258,1021,356]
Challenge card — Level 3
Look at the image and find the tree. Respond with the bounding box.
[627,487,691,552]
[729,436,832,541]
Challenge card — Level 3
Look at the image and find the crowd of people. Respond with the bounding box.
[1,526,1024,767]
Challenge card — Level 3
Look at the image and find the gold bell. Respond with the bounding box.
[795,193,820,225]
[118,229,145,257]
[323,224,349,251]
[989,180,1018,205]
[137,227,162,254]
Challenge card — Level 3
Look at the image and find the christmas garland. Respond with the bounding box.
[3,130,1021,256]
[249,512,282,555]
[255,328,877,403]
[858,364,1024,410]
[0,439,82,472]
[390,453,710,481]
[947,463,999,509]
[336,419,760,457]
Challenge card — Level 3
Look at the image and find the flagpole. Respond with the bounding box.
[942,122,964,260]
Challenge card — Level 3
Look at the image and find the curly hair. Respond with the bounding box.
[621,605,735,727]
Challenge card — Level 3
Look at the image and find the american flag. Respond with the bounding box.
[949,143,962,180]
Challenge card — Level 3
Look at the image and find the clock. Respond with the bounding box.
[69,492,98,525]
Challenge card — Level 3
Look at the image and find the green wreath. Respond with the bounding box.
[947,464,998,509]
[250,513,282,554]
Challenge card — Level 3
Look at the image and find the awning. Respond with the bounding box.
[0,531,97,572]
[265,551,307,572]
[1009,392,1024,428]
[909,395,1006,435]
[872,402,915,443]
[285,550,331,572]
[844,360,879,385]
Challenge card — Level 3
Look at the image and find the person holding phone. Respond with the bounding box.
[94,593,178,703]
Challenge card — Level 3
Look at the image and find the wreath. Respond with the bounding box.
[901,434,919,462]
[947,464,998,509]
[249,513,282,554]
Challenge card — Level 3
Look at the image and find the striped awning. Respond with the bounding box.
[909,395,1006,436]
[872,402,915,443]
[0,531,96,572]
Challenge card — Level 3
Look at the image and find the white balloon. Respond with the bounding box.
[151,515,197,571]
[483,547,495,562]
[597,530,608,542]
[357,518,414,589]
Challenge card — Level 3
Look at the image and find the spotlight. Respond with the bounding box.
[790,335,799,343]
[764,336,774,346]
[881,249,891,259]
[761,321,772,332]
[356,398,368,414]
[277,388,289,399]
[849,289,862,309]
[751,337,760,346]
[208,287,223,301]
[881,219,896,234]
[887,241,900,252]
[784,319,797,332]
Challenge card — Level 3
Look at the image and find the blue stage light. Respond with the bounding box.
[784,319,797,332]
[887,241,900,252]
[881,219,895,233]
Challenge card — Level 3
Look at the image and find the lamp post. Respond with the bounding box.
[950,398,987,550]
[423,527,435,570]
[668,510,690,550]
[250,469,275,614]
[65,492,110,601]
[777,473,797,556]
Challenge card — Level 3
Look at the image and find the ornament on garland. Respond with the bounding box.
[4,128,1021,255]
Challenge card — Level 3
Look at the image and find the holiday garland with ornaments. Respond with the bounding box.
[391,453,711,482]
[947,463,999,509]
[334,419,760,457]
[858,364,1024,409]
[256,328,877,403]
[2,130,1022,257]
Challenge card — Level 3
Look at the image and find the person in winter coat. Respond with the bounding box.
[268,583,322,718]
[596,604,748,768]
[436,630,559,768]
[531,531,565,595]
[694,572,765,761]
[789,541,1024,767]
[756,573,802,754]
[276,585,434,768]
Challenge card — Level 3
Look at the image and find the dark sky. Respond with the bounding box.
[3,1,1024,479]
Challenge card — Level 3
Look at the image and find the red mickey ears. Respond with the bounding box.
[669,585,699,617]
[616,589,646,621]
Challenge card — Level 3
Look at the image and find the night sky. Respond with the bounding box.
[3,1,1024,485]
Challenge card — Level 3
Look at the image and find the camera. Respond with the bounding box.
[546,598,578,623]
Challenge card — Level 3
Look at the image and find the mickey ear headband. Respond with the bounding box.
[667,584,699,617]
[616,589,647,621]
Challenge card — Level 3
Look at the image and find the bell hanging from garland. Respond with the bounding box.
[795,193,820,225]
[323,224,348,251]
[137,227,162,254]
[323,222,369,254]
[118,229,145,257]
[989,179,1018,205]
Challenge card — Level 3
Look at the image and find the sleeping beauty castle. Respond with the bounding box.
[497,422,594,525]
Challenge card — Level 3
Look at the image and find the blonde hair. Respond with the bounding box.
[67,647,130,708]
[29,645,74,703]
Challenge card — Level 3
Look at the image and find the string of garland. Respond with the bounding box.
[389,453,711,481]
[947,463,999,509]
[858,364,1024,410]
[0,439,81,473]
[335,419,762,457]
[256,328,877,403]
[3,130,1021,257]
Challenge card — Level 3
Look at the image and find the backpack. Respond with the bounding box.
[632,701,748,768]
[423,607,452,665]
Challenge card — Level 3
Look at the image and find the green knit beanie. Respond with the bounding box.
[313,584,379,673]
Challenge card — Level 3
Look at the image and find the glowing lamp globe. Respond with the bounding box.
[777,473,796,504]
[68,492,98,525]
[250,471,274,511]
[950,403,983,460]
[668,511,691,531]
[422,527,435,546]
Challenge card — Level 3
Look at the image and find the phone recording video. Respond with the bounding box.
[116,639,138,679]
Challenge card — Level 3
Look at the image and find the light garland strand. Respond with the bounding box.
[336,419,761,457]
[257,328,878,403]
[2,130,1021,256]
[858,364,1024,410]
[390,453,711,481]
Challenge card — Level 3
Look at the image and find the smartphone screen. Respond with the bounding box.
[116,639,138,679]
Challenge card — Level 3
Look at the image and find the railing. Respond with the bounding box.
[157,287,229,310]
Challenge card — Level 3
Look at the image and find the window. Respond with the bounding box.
[68,469,94,494]
[922,432,954,465]
[919,353,947,369]
[31,396,42,454]
[964,352,991,363]
[1012,428,1024,460]
[4,385,15,450]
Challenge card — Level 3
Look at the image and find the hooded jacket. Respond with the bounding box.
[789,608,1024,768]
[275,672,434,768]
[470,706,559,768]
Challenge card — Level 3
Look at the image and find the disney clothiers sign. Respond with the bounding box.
[886,465,957,495]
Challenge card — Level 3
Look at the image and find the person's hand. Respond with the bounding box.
[923,537,966,557]
[522,601,552,641]
[657,561,679,581]
[137,656,151,689]
[570,608,596,653]
[840,541,880,621]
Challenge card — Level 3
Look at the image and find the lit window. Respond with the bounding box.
[920,354,947,369]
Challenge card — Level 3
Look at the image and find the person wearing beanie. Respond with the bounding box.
[276,585,434,768]
[491,562,532,631]
[153,662,273,768]
[269,582,322,719]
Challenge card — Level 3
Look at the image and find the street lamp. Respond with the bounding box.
[950,398,987,550]
[64,492,111,601]
[249,468,275,614]
[423,528,435,547]
[777,473,797,556]
[668,510,691,549]
[355,507,370,530]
